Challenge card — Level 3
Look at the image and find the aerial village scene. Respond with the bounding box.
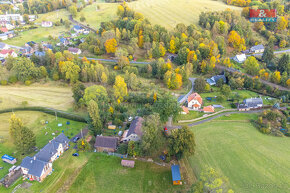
[0,0,289,192]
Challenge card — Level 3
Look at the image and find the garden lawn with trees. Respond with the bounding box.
[3,26,67,46]
[0,111,86,180]
[187,113,290,193]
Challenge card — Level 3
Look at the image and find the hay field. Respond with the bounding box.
[0,84,73,111]
[129,0,242,29]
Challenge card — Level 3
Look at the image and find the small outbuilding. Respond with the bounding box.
[171,165,182,185]
[2,154,16,164]
[94,136,118,152]
[121,160,135,168]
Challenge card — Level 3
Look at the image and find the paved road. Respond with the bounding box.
[216,65,290,91]
[169,109,265,130]
[69,15,97,33]
[248,49,290,57]
[178,78,196,104]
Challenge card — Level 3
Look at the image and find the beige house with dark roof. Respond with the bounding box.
[121,117,144,142]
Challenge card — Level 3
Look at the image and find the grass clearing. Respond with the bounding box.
[0,83,73,111]
[129,0,241,29]
[187,115,290,193]
[76,1,118,30]
[36,9,70,23]
[0,111,86,179]
[3,26,67,46]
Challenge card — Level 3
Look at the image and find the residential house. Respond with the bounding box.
[0,42,9,50]
[250,45,264,53]
[171,165,182,185]
[238,98,263,111]
[20,156,52,182]
[34,51,46,57]
[28,15,36,22]
[203,105,215,113]
[26,41,36,47]
[0,33,8,40]
[68,47,82,55]
[0,49,17,58]
[233,54,247,63]
[35,133,69,163]
[206,74,226,86]
[43,44,53,50]
[0,27,8,33]
[58,36,69,46]
[5,31,15,38]
[20,45,34,56]
[0,21,14,30]
[41,21,53,28]
[73,25,84,33]
[0,14,23,22]
[187,93,202,110]
[121,117,144,142]
[94,136,118,152]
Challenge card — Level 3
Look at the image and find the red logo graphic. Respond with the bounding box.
[249,9,277,18]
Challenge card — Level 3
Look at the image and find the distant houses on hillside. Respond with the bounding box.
[206,74,226,86]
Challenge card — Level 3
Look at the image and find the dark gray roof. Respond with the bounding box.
[20,157,48,178]
[0,42,7,49]
[207,75,226,85]
[35,133,69,162]
[127,117,144,137]
[250,45,264,51]
[94,136,118,149]
[243,98,263,108]
[55,133,69,145]
[35,141,59,162]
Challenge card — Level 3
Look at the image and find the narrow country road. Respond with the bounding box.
[178,78,196,104]
[81,57,150,64]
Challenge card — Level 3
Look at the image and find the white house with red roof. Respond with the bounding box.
[187,93,203,110]
[0,49,17,58]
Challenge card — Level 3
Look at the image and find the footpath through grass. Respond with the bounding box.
[187,113,290,193]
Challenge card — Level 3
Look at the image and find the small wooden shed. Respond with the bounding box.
[171,165,182,185]
[121,160,135,168]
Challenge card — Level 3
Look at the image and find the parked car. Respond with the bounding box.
[72,153,79,157]
[73,137,80,143]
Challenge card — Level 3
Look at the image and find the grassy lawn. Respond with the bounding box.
[186,114,290,193]
[76,1,118,30]
[69,153,183,193]
[3,152,184,193]
[0,111,86,179]
[3,26,67,46]
[0,82,73,111]
[35,9,70,23]
[178,111,205,121]
[129,0,241,29]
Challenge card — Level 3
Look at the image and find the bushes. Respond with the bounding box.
[0,80,7,85]
[0,107,86,123]
[8,75,17,84]
[25,80,31,86]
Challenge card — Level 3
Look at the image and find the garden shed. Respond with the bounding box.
[121,160,135,168]
[171,165,182,185]
[2,154,16,164]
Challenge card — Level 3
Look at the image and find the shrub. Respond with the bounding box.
[8,75,17,84]
[21,101,28,106]
[117,143,128,154]
[0,80,7,85]
[25,80,31,86]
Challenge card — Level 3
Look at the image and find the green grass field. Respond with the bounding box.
[2,151,183,193]
[3,26,66,46]
[186,113,290,193]
[76,1,118,30]
[129,0,241,29]
[0,111,86,179]
[0,83,74,111]
[75,0,241,30]
[36,9,70,23]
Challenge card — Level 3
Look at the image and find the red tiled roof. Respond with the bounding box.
[182,106,189,114]
[0,27,8,33]
[188,93,202,105]
[0,49,14,55]
[203,106,215,113]
[193,104,200,108]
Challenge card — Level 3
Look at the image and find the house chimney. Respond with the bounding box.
[33,156,36,160]
[49,140,51,143]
